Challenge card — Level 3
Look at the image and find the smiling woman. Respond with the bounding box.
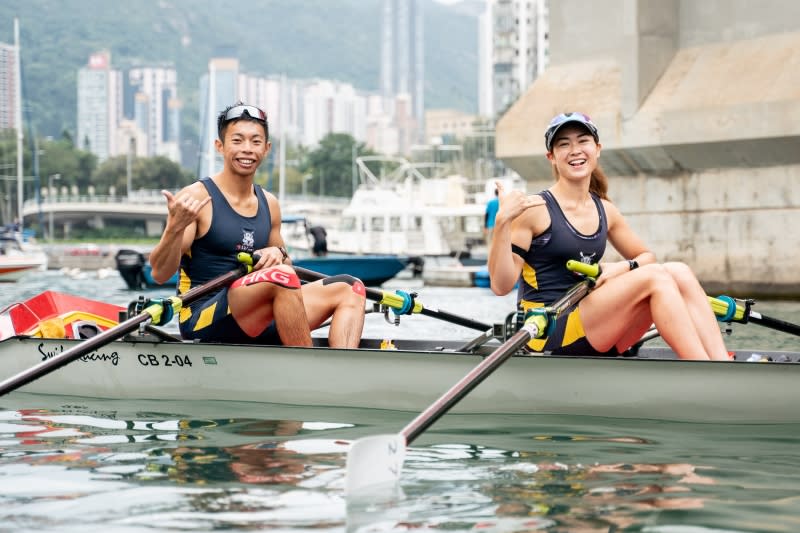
[487,112,731,362]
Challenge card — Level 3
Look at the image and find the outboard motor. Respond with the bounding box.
[115,249,146,290]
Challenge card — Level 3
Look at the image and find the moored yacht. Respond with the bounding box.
[326,156,516,258]
[0,230,48,282]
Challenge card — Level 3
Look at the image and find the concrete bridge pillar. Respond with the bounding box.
[145,219,163,237]
[89,215,105,229]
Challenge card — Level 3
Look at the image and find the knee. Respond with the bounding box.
[323,274,367,302]
[662,261,696,285]
[638,263,678,291]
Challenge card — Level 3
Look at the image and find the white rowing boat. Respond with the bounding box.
[1,333,798,424]
[2,263,799,427]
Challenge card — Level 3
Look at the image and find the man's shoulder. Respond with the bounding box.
[180,180,209,198]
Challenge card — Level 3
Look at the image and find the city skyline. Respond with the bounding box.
[0,1,480,145]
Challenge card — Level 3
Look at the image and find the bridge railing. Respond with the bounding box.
[25,190,353,209]
[24,190,172,209]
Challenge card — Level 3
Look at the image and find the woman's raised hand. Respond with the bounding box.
[495,180,545,224]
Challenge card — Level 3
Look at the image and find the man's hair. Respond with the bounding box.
[217,101,270,140]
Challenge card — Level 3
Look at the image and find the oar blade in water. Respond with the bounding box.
[345,433,406,497]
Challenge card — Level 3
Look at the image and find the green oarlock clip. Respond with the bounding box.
[524,307,554,340]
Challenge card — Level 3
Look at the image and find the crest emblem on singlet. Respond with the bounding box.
[579,251,596,264]
[241,229,255,251]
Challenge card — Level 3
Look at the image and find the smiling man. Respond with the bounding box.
[149,102,366,348]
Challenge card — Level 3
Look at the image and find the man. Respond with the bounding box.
[149,103,366,348]
[308,224,328,256]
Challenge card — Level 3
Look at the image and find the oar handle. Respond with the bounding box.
[566,259,601,278]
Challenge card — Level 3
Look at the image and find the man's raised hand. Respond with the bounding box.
[162,189,210,233]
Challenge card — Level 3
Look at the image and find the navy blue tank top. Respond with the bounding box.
[178,177,271,308]
[517,190,607,306]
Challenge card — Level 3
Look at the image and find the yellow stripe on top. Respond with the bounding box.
[521,263,538,290]
[194,302,217,332]
[178,266,193,324]
[561,307,586,347]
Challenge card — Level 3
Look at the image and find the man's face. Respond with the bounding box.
[216,120,271,176]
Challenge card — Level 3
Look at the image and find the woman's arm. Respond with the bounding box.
[601,200,657,283]
[488,184,546,295]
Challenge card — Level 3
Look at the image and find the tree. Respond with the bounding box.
[92,155,193,195]
[305,133,375,197]
[38,137,97,193]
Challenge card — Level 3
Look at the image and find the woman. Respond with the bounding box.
[488,112,729,361]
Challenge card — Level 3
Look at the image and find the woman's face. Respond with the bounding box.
[546,124,601,181]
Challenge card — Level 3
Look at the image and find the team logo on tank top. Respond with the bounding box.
[579,251,596,264]
[238,228,255,252]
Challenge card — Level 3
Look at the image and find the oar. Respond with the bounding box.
[345,260,599,497]
[292,265,492,332]
[0,259,253,396]
[709,295,800,337]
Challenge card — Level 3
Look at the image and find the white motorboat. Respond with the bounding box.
[0,231,48,282]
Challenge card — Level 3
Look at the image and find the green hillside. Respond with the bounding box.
[0,0,477,142]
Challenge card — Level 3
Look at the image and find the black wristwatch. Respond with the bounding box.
[278,246,289,262]
[628,259,639,271]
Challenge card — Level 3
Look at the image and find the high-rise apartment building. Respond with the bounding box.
[126,66,181,162]
[0,41,18,131]
[479,0,549,119]
[198,54,240,177]
[380,0,424,150]
[78,52,181,166]
[77,51,122,162]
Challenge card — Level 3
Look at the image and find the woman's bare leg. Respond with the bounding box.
[579,264,713,360]
[663,262,729,361]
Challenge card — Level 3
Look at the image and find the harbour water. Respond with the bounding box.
[2,269,800,531]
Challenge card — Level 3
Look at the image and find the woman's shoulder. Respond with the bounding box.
[599,197,625,226]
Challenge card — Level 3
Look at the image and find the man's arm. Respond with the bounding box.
[149,185,209,284]
[254,189,291,269]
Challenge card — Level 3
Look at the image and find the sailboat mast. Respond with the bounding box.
[278,74,286,204]
[14,18,23,228]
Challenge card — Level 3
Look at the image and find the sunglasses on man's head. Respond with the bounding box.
[224,105,267,123]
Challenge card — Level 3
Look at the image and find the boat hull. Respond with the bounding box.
[0,263,40,282]
[2,335,798,423]
[0,232,48,282]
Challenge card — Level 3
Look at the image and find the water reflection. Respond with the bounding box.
[2,398,800,531]
[484,459,715,532]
